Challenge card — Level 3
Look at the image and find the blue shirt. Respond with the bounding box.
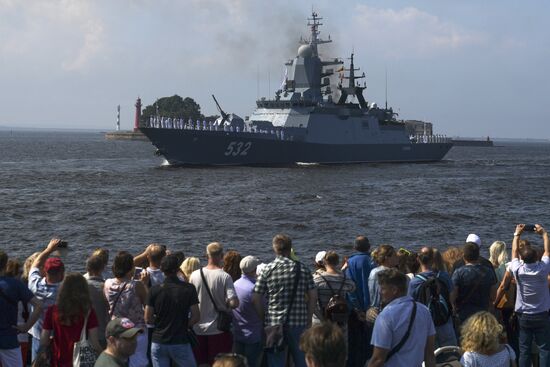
[345,252,374,310]
[509,257,550,314]
[371,295,436,367]
[368,266,390,308]
[233,275,263,343]
[0,276,34,349]
[28,267,61,339]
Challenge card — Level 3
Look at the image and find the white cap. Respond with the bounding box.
[466,234,481,247]
[315,251,327,265]
[240,256,261,274]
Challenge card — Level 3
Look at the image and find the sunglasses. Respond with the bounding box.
[398,248,411,256]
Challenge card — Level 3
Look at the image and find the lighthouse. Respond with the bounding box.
[134,97,142,132]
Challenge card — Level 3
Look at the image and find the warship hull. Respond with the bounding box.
[141,127,452,166]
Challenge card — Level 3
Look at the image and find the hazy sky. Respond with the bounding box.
[1,0,548,138]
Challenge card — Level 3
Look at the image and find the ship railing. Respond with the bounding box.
[410,134,451,144]
[142,116,287,140]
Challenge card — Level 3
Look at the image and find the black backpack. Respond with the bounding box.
[319,274,349,324]
[414,273,451,326]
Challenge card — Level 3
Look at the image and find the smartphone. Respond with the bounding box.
[134,267,143,280]
[523,225,536,232]
[58,240,68,248]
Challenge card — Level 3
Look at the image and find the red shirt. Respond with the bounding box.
[43,305,99,367]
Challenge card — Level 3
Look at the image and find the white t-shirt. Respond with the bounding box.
[461,344,515,367]
[189,267,237,335]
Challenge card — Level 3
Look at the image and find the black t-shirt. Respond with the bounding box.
[452,256,495,276]
[147,276,199,344]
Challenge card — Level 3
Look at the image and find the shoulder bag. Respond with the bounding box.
[385,301,417,362]
[200,268,233,333]
[265,261,301,353]
[72,310,98,367]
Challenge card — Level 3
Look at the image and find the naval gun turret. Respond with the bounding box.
[212,94,244,130]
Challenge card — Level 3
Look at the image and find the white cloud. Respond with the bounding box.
[352,5,488,58]
[0,0,104,72]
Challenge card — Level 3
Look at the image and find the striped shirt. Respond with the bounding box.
[313,271,356,322]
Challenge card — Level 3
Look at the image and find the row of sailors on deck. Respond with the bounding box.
[147,116,210,130]
[410,134,450,144]
[145,116,285,138]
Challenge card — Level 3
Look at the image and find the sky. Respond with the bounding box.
[0,0,549,138]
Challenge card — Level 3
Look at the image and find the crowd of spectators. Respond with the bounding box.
[0,223,548,367]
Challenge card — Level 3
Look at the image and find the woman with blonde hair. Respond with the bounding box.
[180,257,201,282]
[460,311,516,367]
[489,241,509,284]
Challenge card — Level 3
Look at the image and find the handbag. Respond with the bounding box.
[200,268,233,332]
[73,311,98,367]
[264,261,301,353]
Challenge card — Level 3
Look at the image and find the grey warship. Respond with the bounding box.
[139,12,452,166]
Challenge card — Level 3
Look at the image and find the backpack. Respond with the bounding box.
[414,273,451,326]
[319,274,349,324]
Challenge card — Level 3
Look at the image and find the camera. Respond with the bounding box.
[523,225,536,232]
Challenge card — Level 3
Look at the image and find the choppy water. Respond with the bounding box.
[1,130,549,271]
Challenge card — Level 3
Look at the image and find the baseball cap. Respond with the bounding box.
[240,256,261,274]
[105,318,143,339]
[466,234,481,247]
[315,251,327,265]
[44,257,64,273]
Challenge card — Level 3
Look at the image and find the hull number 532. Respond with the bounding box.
[224,141,252,156]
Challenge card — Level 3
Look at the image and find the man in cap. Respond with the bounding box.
[28,238,65,361]
[189,242,239,365]
[95,318,143,367]
[344,235,375,367]
[145,254,200,367]
[232,256,263,367]
[451,234,495,273]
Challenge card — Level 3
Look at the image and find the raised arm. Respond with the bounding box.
[536,224,549,258]
[133,245,152,268]
[512,224,525,260]
[32,238,61,269]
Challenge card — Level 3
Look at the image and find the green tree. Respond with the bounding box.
[141,95,209,123]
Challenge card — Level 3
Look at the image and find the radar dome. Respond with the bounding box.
[297,44,313,58]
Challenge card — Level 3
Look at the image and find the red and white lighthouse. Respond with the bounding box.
[134,97,142,132]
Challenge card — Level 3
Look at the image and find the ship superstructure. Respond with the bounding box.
[139,12,452,165]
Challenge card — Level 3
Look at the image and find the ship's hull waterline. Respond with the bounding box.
[141,127,453,166]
